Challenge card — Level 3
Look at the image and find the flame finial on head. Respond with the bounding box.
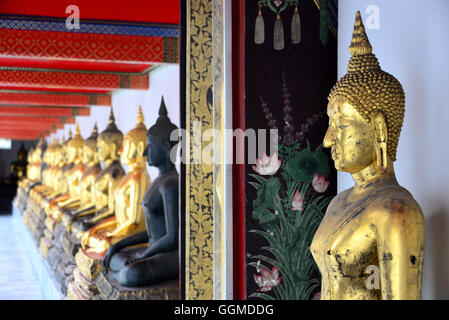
[93,122,98,134]
[159,97,168,117]
[108,107,115,123]
[75,123,81,136]
[137,105,144,124]
[349,11,372,56]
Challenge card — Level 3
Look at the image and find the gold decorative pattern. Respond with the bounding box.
[185,0,214,300]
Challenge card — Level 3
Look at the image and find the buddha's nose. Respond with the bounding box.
[323,127,335,148]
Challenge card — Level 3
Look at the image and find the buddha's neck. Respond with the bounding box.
[158,160,175,176]
[351,161,398,194]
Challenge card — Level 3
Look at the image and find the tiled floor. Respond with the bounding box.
[0,215,44,300]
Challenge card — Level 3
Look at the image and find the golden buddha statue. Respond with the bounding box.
[30,139,58,203]
[310,11,424,300]
[70,110,125,239]
[61,124,101,230]
[46,124,85,223]
[60,131,74,195]
[9,143,28,181]
[81,106,151,256]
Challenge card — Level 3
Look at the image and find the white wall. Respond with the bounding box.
[47,64,180,181]
[339,0,449,299]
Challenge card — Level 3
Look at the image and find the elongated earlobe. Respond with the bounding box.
[371,111,388,174]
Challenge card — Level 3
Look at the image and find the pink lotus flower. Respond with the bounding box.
[312,173,330,193]
[254,266,282,292]
[292,189,304,211]
[252,152,282,175]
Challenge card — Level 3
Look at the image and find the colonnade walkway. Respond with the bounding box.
[0,214,44,299]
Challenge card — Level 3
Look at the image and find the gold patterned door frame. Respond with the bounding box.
[185,0,230,300]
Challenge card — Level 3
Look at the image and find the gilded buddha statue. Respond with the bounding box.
[103,98,179,287]
[29,138,58,204]
[70,109,126,239]
[46,124,85,224]
[14,146,33,209]
[59,132,74,195]
[9,143,28,181]
[310,11,424,300]
[81,106,150,257]
[61,124,101,231]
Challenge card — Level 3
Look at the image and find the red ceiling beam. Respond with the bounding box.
[0,116,77,127]
[0,70,149,91]
[0,106,90,117]
[0,92,111,107]
[0,29,177,64]
[0,0,180,24]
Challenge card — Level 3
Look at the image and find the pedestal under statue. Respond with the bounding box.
[310,11,424,300]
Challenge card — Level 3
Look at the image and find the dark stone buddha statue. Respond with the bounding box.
[103,97,179,287]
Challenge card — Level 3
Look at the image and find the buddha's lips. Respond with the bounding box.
[331,149,340,159]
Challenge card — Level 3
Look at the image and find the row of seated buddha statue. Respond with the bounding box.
[14,98,179,300]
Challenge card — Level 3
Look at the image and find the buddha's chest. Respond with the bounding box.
[310,197,379,281]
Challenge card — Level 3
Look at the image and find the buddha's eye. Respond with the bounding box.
[339,125,349,129]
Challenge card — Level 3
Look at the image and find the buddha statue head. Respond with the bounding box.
[43,138,55,166]
[82,123,99,166]
[98,108,124,164]
[34,139,44,164]
[121,106,147,167]
[27,147,34,165]
[324,11,405,175]
[67,123,84,164]
[17,143,27,163]
[62,130,72,164]
[144,97,178,168]
[51,137,63,167]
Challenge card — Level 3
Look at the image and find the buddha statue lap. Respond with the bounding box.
[310,12,425,300]
[100,98,179,292]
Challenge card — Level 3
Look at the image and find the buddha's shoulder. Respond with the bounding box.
[371,186,423,220]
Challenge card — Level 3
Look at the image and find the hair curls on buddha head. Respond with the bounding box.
[67,123,84,149]
[84,123,99,151]
[328,11,405,161]
[99,108,124,150]
[126,106,147,146]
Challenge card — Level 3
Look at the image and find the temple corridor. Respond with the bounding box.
[0,215,43,299]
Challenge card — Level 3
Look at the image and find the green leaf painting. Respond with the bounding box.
[249,141,333,300]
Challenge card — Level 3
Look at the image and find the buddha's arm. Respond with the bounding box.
[376,202,425,300]
[89,182,116,222]
[107,181,141,237]
[139,184,178,259]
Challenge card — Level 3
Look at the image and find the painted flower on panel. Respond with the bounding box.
[252,152,282,175]
[286,148,330,183]
[292,189,304,211]
[254,266,282,292]
[312,173,330,193]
